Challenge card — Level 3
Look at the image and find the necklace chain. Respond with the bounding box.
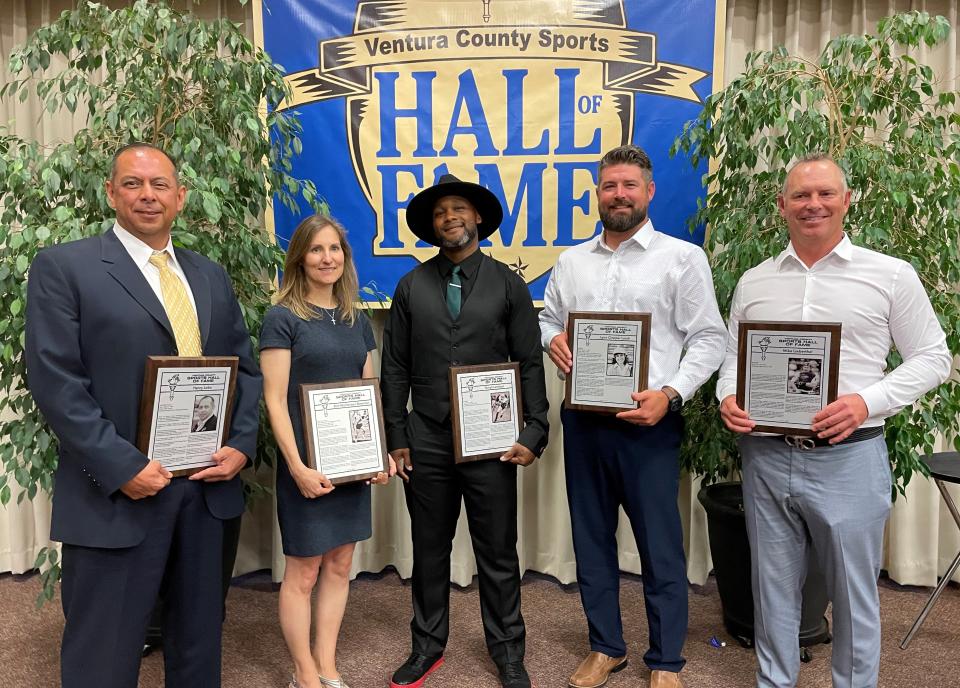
[310,300,337,324]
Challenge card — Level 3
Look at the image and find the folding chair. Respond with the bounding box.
[900,451,960,649]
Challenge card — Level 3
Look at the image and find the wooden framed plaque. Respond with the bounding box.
[736,321,842,435]
[136,356,239,477]
[564,311,651,413]
[299,378,389,485]
[449,362,523,463]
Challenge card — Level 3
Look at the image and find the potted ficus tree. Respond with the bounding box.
[0,0,324,603]
[672,10,960,651]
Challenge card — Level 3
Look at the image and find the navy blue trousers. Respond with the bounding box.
[561,408,687,672]
[60,478,225,688]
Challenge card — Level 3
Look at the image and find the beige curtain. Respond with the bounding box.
[2,0,958,589]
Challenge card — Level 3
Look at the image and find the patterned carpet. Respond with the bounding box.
[0,568,957,687]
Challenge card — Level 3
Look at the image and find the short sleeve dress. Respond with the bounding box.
[259,304,377,556]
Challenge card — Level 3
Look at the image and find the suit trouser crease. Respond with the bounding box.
[61,479,225,688]
[405,443,525,665]
[561,408,687,672]
[740,435,891,688]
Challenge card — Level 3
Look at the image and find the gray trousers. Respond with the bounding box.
[739,434,891,688]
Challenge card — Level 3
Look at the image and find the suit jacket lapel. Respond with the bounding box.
[176,248,212,350]
[101,231,175,341]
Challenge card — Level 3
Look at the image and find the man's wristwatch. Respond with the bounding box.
[661,386,683,413]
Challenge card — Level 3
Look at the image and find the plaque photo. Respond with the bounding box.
[449,362,523,463]
[736,321,842,435]
[299,379,388,485]
[136,356,239,477]
[564,311,651,414]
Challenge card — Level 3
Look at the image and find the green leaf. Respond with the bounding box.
[43,169,61,198]
[672,10,960,488]
[0,0,328,586]
[201,191,222,223]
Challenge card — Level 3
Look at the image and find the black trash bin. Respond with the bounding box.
[698,482,831,652]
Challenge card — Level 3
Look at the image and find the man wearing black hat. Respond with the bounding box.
[382,174,549,688]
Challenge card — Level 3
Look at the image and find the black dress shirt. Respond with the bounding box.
[437,248,482,306]
[381,248,549,456]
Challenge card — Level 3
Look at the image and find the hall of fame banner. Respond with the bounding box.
[255,1,725,301]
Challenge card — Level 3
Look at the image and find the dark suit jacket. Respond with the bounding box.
[194,414,218,433]
[25,229,261,549]
[381,251,548,455]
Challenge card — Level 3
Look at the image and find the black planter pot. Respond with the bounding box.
[698,482,831,652]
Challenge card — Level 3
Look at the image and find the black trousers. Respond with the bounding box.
[403,412,525,665]
[60,479,224,688]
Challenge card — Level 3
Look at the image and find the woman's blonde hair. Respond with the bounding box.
[274,214,360,325]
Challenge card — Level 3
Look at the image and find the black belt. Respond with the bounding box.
[776,426,883,450]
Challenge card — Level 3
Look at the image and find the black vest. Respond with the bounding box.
[405,255,513,423]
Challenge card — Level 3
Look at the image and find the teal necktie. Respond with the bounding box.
[446,265,462,318]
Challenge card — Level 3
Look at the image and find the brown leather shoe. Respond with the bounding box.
[568,651,628,688]
[650,670,684,688]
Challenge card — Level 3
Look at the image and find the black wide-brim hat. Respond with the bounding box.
[405,174,503,247]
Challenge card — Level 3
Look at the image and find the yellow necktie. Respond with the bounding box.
[148,251,202,356]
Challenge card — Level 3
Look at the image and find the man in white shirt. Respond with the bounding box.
[540,145,726,688]
[716,154,952,688]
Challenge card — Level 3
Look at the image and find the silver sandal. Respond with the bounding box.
[319,676,350,688]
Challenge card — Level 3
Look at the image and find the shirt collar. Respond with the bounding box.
[591,218,655,253]
[436,246,483,280]
[113,222,177,269]
[775,233,852,270]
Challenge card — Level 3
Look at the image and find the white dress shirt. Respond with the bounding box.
[716,234,951,427]
[113,223,198,316]
[539,220,727,402]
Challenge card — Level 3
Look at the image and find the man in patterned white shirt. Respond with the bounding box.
[540,144,726,688]
[717,154,951,688]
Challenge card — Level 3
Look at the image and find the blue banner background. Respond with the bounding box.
[261,0,719,301]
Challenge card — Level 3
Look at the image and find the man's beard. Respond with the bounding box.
[599,203,647,233]
[438,223,478,249]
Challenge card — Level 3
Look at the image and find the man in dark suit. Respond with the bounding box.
[382,175,549,688]
[192,395,219,432]
[25,143,261,688]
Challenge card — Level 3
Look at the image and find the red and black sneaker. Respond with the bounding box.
[389,653,444,688]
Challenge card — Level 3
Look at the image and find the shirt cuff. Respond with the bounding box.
[856,384,887,419]
[386,426,408,454]
[663,377,694,404]
[540,325,562,352]
[517,425,547,457]
[715,380,737,403]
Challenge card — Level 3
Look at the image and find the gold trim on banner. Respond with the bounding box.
[278,25,707,110]
[704,0,728,247]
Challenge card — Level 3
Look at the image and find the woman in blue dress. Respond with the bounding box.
[260,214,394,688]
